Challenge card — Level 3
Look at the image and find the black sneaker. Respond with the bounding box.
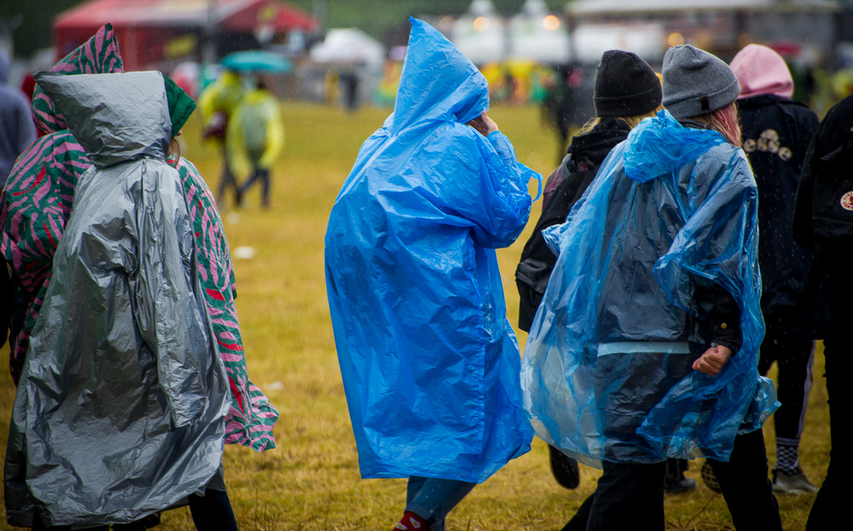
[548,445,580,489]
[665,474,697,494]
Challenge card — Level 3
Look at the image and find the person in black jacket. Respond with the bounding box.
[516,49,665,491]
[730,43,820,495]
[792,93,853,531]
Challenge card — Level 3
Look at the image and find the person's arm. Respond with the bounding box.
[226,106,251,177]
[259,99,285,170]
[691,264,743,377]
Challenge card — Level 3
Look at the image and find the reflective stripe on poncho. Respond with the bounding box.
[521,110,778,467]
[325,18,538,484]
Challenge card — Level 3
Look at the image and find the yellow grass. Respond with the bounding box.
[0,103,829,530]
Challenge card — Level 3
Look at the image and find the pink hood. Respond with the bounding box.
[730,44,794,100]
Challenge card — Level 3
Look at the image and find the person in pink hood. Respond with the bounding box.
[729,43,820,494]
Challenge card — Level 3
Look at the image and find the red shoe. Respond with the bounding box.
[394,511,427,530]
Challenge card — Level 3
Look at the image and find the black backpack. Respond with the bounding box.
[810,128,853,240]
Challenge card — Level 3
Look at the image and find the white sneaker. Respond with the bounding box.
[772,467,819,494]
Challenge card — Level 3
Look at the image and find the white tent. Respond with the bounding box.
[451,0,506,65]
[566,0,838,15]
[508,0,570,63]
[571,23,665,63]
[309,28,385,66]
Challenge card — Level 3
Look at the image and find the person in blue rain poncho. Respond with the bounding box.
[325,18,539,531]
[522,45,782,531]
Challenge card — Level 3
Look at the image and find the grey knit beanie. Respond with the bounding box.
[662,44,740,120]
[594,50,662,118]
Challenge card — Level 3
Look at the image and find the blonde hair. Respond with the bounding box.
[575,104,665,136]
[688,102,742,147]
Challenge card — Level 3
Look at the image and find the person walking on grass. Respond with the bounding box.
[516,49,667,493]
[792,92,853,531]
[227,78,284,208]
[325,18,539,531]
[522,44,781,531]
[729,43,821,495]
[198,68,244,206]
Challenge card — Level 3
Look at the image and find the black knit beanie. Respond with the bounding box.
[593,50,662,118]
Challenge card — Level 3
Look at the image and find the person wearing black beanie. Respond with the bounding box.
[516,49,662,494]
[594,49,662,118]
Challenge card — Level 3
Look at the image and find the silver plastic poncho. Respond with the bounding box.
[4,71,230,527]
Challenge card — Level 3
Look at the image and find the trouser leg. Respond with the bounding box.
[260,169,270,207]
[405,476,476,531]
[805,335,852,530]
[708,429,781,531]
[579,461,665,531]
[217,149,239,203]
[559,493,594,531]
[760,309,815,471]
[189,489,239,531]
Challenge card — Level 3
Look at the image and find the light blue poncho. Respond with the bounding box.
[522,110,778,468]
[325,18,538,483]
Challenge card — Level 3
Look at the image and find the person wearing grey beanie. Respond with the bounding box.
[661,45,743,147]
[524,45,782,531]
[657,44,783,531]
[662,44,740,120]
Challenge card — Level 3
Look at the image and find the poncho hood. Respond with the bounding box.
[623,110,727,183]
[730,43,794,100]
[31,23,124,135]
[34,71,171,168]
[391,17,488,133]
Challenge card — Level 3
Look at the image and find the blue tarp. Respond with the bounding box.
[324,18,539,483]
[521,110,779,468]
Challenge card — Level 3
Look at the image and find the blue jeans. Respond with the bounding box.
[405,476,476,531]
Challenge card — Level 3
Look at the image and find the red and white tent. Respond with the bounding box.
[54,0,319,70]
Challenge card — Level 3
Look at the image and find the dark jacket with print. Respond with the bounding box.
[738,94,818,313]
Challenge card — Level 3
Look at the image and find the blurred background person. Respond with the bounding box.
[198,68,244,206]
[228,78,285,209]
[730,42,821,495]
[0,47,36,190]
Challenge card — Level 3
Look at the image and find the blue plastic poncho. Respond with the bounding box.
[521,110,778,468]
[324,18,538,483]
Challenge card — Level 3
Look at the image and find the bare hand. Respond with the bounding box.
[692,344,733,376]
[467,111,499,137]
